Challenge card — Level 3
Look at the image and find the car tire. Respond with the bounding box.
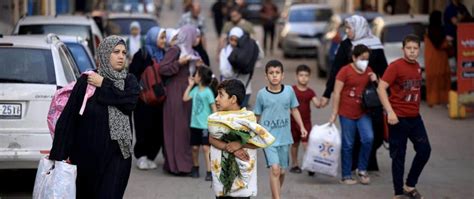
[283,52,292,59]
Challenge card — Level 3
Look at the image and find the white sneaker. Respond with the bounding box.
[136,156,149,170]
[147,159,157,169]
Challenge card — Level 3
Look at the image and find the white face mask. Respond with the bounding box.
[355,60,369,72]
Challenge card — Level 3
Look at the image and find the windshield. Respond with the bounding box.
[65,43,95,73]
[0,48,55,84]
[19,24,92,41]
[106,18,158,36]
[18,24,94,54]
[382,23,426,43]
[289,8,332,23]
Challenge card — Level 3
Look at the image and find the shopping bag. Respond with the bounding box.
[302,123,341,177]
[33,156,77,199]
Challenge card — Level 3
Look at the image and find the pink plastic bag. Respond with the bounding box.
[47,71,96,139]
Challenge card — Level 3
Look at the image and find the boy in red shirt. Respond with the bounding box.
[377,34,431,199]
[289,65,321,175]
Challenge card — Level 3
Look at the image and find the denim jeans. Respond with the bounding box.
[339,114,374,178]
[389,115,431,195]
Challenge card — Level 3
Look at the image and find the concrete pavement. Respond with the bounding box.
[0,1,472,198]
[123,1,474,199]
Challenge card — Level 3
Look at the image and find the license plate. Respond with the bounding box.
[0,103,22,119]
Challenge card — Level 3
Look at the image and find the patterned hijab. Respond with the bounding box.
[145,26,166,62]
[345,15,383,49]
[96,35,132,159]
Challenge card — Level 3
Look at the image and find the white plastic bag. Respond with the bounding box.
[302,123,341,177]
[33,156,77,199]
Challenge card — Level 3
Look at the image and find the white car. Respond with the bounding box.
[278,3,333,58]
[0,34,79,169]
[105,12,159,39]
[12,15,104,56]
[372,15,428,81]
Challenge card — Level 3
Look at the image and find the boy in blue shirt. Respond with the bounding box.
[254,60,308,199]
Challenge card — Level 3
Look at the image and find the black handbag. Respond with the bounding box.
[362,81,382,109]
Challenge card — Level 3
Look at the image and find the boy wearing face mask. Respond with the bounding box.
[329,44,377,185]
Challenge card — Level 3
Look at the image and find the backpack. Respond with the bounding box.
[47,82,75,139]
[228,35,259,74]
[138,58,167,106]
[47,72,96,138]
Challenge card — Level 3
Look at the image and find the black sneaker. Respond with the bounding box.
[289,166,302,174]
[404,188,424,199]
[205,171,212,181]
[308,171,315,176]
[190,166,199,178]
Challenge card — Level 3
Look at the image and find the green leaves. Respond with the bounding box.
[218,129,251,195]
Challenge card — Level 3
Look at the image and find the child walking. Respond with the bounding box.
[183,66,218,181]
[329,44,377,185]
[377,34,431,199]
[254,60,307,199]
[208,79,275,198]
[289,64,321,176]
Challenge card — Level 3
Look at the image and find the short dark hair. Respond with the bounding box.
[402,34,421,47]
[217,79,245,106]
[265,59,284,73]
[296,64,311,74]
[351,44,371,58]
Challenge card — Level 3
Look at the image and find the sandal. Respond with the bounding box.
[289,166,302,174]
[404,188,424,199]
[357,170,370,185]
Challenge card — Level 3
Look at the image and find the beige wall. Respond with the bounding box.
[0,0,28,35]
[464,0,474,15]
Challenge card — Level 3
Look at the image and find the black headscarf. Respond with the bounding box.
[428,10,445,49]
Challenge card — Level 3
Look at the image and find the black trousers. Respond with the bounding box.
[389,115,431,195]
[263,23,275,51]
[133,100,163,160]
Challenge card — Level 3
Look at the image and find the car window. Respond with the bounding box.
[18,24,94,54]
[61,45,81,78]
[382,23,426,43]
[289,8,332,23]
[106,18,158,36]
[57,45,77,83]
[0,48,56,84]
[64,43,94,73]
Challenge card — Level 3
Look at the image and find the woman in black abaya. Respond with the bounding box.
[50,35,139,198]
